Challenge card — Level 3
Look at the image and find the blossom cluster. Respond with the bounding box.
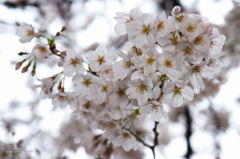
[15,6,225,155]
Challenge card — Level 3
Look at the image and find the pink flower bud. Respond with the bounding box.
[16,140,23,148]
[18,52,27,56]
[61,25,67,32]
[31,69,36,76]
[61,53,65,59]
[56,32,60,36]
[62,50,66,54]
[172,6,181,15]
[15,62,23,70]
[181,36,188,42]
[204,23,213,36]
[21,66,28,73]
[34,33,40,38]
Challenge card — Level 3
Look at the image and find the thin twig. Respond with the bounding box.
[130,121,159,159]
[130,132,152,148]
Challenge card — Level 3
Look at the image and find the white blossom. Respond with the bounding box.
[16,22,35,43]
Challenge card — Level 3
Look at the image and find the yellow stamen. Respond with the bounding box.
[57,95,65,101]
[146,56,155,65]
[116,87,125,97]
[122,60,131,68]
[96,55,105,65]
[187,23,197,32]
[70,58,78,67]
[192,66,202,75]
[175,14,184,22]
[122,132,130,139]
[38,46,46,54]
[140,24,151,35]
[164,60,173,68]
[108,122,116,129]
[195,36,204,46]
[170,36,181,45]
[81,78,92,87]
[135,83,147,95]
[173,86,182,97]
[210,40,216,49]
[150,104,158,113]
[157,22,164,31]
[101,85,108,92]
[25,29,33,36]
[183,46,192,55]
[208,59,216,67]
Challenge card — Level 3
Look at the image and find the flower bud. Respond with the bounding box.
[171,6,181,15]
[50,43,56,50]
[31,69,36,76]
[15,62,23,70]
[16,140,23,148]
[61,25,67,32]
[204,23,213,36]
[57,81,62,92]
[53,49,58,53]
[55,32,60,36]
[36,149,41,156]
[62,50,66,54]
[18,52,28,56]
[21,61,32,73]
[21,66,29,73]
[61,53,65,59]
[34,33,41,38]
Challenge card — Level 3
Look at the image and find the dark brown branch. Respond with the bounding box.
[131,121,159,159]
[130,132,152,148]
[184,106,193,159]
[151,121,159,159]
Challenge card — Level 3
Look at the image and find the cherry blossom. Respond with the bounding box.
[16,22,35,43]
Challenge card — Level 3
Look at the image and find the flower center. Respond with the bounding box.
[125,17,132,25]
[208,59,216,67]
[135,84,147,94]
[170,36,181,45]
[101,85,108,92]
[175,14,184,22]
[122,60,131,68]
[96,55,105,65]
[70,58,78,67]
[26,29,33,36]
[83,101,90,109]
[164,60,173,68]
[116,87,125,97]
[157,22,164,31]
[193,66,203,75]
[132,46,142,56]
[150,104,158,113]
[122,132,130,139]
[173,86,182,97]
[146,56,155,65]
[187,23,197,32]
[81,78,92,87]
[195,36,203,46]
[108,122,116,129]
[140,24,151,35]
[98,103,105,109]
[57,95,65,101]
[210,40,216,49]
[183,46,192,55]
[38,46,46,54]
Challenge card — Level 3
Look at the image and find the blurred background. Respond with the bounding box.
[0,0,240,159]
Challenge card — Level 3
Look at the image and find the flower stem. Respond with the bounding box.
[157,75,166,101]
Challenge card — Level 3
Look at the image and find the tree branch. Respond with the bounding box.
[131,121,159,159]
[184,106,193,159]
